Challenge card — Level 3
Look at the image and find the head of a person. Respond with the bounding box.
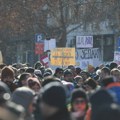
[76,67,82,76]
[0,81,11,106]
[83,78,97,92]
[80,71,90,81]
[34,61,43,70]
[102,76,115,87]
[34,69,43,79]
[11,67,18,79]
[96,69,101,76]
[39,82,68,118]
[26,67,35,76]
[117,65,120,70]
[19,73,32,87]
[90,89,116,119]
[18,68,26,75]
[91,103,120,120]
[100,67,110,80]
[68,65,76,76]
[39,66,45,75]
[45,68,53,75]
[88,65,95,73]
[27,77,41,93]
[110,62,118,70]
[71,89,88,112]
[74,76,83,87]
[11,87,35,114]
[54,68,63,78]
[42,76,61,87]
[1,66,15,86]
[111,68,120,82]
[43,72,52,78]
[0,102,25,120]
[64,69,74,82]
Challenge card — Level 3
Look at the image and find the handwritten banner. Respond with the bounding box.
[76,48,101,69]
[76,36,93,48]
[51,48,75,66]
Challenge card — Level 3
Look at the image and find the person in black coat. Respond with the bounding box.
[38,82,71,120]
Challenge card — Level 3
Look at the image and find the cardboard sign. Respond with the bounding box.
[76,48,101,69]
[44,39,56,51]
[51,48,75,66]
[76,36,93,48]
[40,53,49,67]
[114,51,120,65]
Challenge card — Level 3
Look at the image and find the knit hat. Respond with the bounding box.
[90,89,116,120]
[0,101,25,120]
[71,89,88,104]
[92,103,120,120]
[40,82,66,108]
[26,67,35,74]
[90,89,116,108]
[1,66,14,80]
[11,87,35,111]
[110,62,118,70]
[34,70,43,78]
[27,77,41,88]
[55,68,63,74]
[64,69,73,77]
[43,72,52,77]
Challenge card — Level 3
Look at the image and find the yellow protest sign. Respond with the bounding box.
[51,48,75,66]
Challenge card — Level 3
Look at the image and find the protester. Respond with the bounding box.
[80,71,90,81]
[27,77,41,93]
[39,82,71,120]
[71,89,88,120]
[111,68,120,82]
[90,89,116,120]
[83,78,100,93]
[1,66,17,92]
[68,65,76,77]
[64,69,74,83]
[18,73,32,87]
[42,77,61,87]
[100,67,110,79]
[26,67,35,77]
[34,69,43,80]
[0,81,11,106]
[76,67,82,76]
[34,61,43,70]
[91,103,120,120]
[102,76,120,105]
[110,62,118,70]
[1,61,120,120]
[11,87,35,120]
[0,102,25,120]
[74,76,84,88]
[54,68,63,79]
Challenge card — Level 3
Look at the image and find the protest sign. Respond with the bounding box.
[44,39,56,51]
[76,36,93,48]
[114,51,120,64]
[40,53,49,67]
[51,48,75,66]
[76,48,101,69]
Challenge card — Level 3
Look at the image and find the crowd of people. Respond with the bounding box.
[0,61,120,120]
